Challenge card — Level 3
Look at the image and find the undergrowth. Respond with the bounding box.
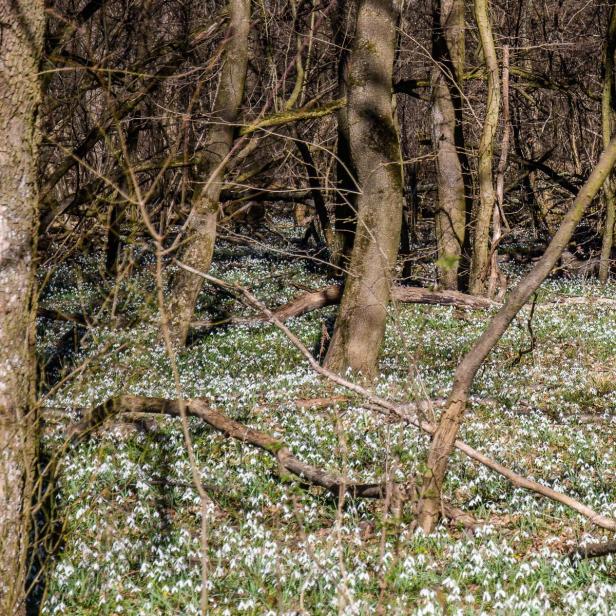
[37,242,616,615]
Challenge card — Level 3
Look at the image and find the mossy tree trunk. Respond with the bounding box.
[468,0,501,296]
[431,0,467,290]
[324,0,403,379]
[416,136,616,533]
[600,3,616,284]
[0,0,45,613]
[168,0,250,344]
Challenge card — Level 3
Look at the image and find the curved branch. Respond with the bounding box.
[239,98,345,136]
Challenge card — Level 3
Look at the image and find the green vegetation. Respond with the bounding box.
[39,243,616,614]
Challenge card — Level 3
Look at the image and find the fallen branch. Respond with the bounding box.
[65,394,472,525]
[190,283,496,329]
[181,265,616,533]
[67,395,385,498]
[569,540,616,560]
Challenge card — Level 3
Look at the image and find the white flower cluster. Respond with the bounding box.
[40,250,616,614]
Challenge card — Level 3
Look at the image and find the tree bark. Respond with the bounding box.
[0,1,45,613]
[416,135,616,533]
[600,3,616,284]
[168,0,250,344]
[469,0,501,295]
[431,0,467,290]
[324,0,404,379]
[488,44,510,299]
[294,136,334,247]
[331,2,358,270]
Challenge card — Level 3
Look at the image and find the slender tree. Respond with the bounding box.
[0,0,45,612]
[324,0,403,379]
[417,136,616,533]
[469,0,500,295]
[168,0,251,344]
[600,2,616,283]
[431,0,467,290]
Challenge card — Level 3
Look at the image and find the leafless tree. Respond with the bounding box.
[0,1,45,613]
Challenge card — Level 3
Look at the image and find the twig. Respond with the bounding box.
[510,292,538,366]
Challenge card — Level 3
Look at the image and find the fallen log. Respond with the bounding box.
[65,394,473,526]
[392,286,497,309]
[569,540,616,560]
[274,284,344,320]
[190,283,496,329]
[67,395,385,498]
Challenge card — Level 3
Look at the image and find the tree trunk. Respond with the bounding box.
[488,44,510,299]
[416,136,616,533]
[600,3,616,284]
[0,0,45,613]
[331,2,358,271]
[294,135,334,247]
[168,0,250,344]
[323,0,403,379]
[469,0,501,295]
[431,0,466,290]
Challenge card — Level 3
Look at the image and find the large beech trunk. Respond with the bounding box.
[468,0,500,295]
[168,0,250,344]
[324,0,403,379]
[431,0,467,290]
[416,136,616,533]
[0,1,45,613]
[600,4,616,284]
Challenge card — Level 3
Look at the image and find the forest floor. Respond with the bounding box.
[37,227,616,615]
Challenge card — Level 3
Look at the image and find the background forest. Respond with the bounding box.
[1,0,616,613]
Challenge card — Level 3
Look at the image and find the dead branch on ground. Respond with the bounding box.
[181,265,616,532]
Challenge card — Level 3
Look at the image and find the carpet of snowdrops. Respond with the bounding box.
[37,239,616,615]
